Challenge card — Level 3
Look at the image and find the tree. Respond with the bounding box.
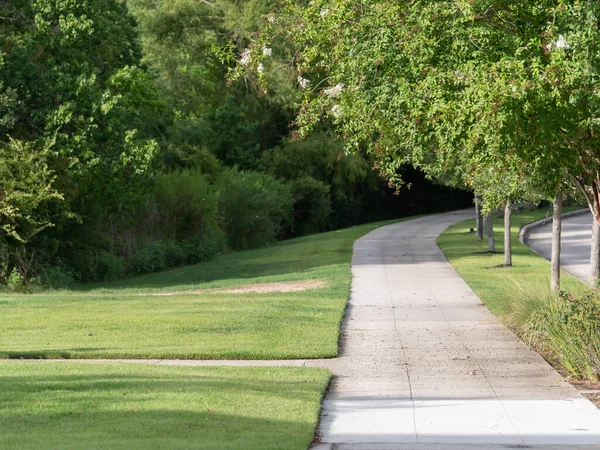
[0,0,163,281]
[0,0,161,215]
[126,0,298,170]
[235,1,600,285]
[0,139,63,282]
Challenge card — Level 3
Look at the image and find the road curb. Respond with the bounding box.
[518,208,589,246]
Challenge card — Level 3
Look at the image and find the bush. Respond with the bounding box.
[505,280,600,381]
[130,232,226,275]
[218,168,293,250]
[545,290,600,380]
[39,261,76,289]
[6,268,25,292]
[288,176,332,236]
[263,133,373,230]
[94,251,127,282]
[130,241,171,274]
[184,230,227,264]
[69,250,126,283]
[153,170,219,241]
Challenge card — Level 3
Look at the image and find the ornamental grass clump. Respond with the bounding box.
[504,278,600,381]
[544,290,600,380]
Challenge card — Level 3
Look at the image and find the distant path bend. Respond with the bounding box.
[315,209,600,449]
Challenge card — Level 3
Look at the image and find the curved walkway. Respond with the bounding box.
[523,210,593,284]
[316,210,600,449]
[47,211,600,448]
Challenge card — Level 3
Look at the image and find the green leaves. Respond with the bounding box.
[249,0,600,209]
[0,139,63,244]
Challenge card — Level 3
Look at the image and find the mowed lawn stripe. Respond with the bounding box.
[0,362,330,450]
[0,219,407,360]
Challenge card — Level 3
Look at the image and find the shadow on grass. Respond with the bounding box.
[0,409,316,450]
[1,372,324,401]
[2,349,114,359]
[0,370,325,450]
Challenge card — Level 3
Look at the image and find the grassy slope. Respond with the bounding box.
[437,208,587,317]
[0,219,403,359]
[0,362,330,450]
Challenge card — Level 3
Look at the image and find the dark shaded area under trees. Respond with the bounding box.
[0,0,471,289]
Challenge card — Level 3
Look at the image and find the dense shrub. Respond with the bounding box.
[6,268,25,292]
[69,250,126,283]
[288,176,332,236]
[543,290,600,380]
[130,241,174,274]
[153,170,219,240]
[505,281,600,381]
[263,133,375,230]
[130,231,226,275]
[39,261,76,289]
[218,168,293,250]
[183,230,227,264]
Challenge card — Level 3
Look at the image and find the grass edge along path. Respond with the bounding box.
[437,207,600,381]
[0,362,331,450]
[0,217,413,360]
[0,217,420,449]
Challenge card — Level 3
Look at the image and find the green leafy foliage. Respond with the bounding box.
[0,0,474,288]
[218,168,293,250]
[153,170,219,240]
[0,139,62,245]
[240,0,600,212]
[126,0,297,169]
[288,176,332,236]
[130,233,226,275]
[263,133,378,230]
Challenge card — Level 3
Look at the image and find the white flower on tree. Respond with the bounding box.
[324,83,344,98]
[320,8,330,17]
[547,34,570,51]
[331,105,342,118]
[555,34,570,50]
[262,47,272,57]
[257,63,264,73]
[240,48,252,67]
[297,76,310,89]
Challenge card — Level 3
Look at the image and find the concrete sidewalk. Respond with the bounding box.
[315,210,600,448]
[523,210,593,284]
[36,210,600,448]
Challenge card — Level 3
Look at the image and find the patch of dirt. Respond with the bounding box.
[554,368,600,409]
[585,393,600,409]
[145,280,327,296]
[219,280,327,294]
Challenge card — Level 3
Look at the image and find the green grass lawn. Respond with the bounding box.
[0,219,402,360]
[437,207,587,317]
[0,362,330,450]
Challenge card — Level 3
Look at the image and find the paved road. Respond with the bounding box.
[315,210,600,449]
[524,211,593,284]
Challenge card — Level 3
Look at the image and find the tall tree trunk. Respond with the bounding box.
[475,194,483,242]
[504,203,512,267]
[487,212,495,253]
[591,220,600,287]
[551,191,562,291]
